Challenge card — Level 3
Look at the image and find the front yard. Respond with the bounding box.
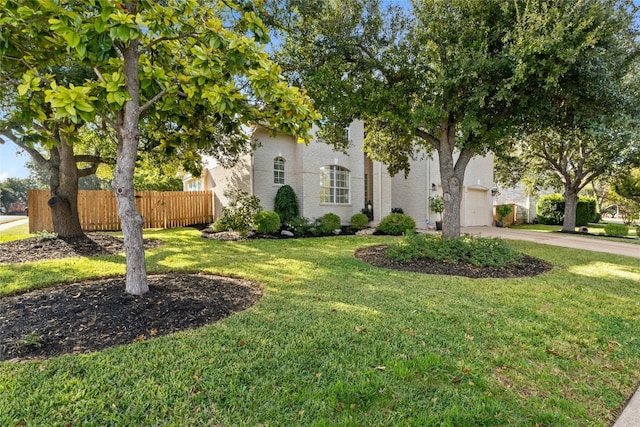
[1,227,639,426]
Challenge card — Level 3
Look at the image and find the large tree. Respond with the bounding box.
[269,0,638,238]
[0,63,109,237]
[2,0,319,295]
[496,1,640,232]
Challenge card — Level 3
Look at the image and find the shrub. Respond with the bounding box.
[285,216,313,237]
[350,213,369,231]
[376,213,416,236]
[604,223,629,237]
[495,204,513,221]
[537,194,565,225]
[274,185,299,223]
[636,225,640,238]
[254,211,281,234]
[214,189,262,232]
[386,232,521,267]
[317,213,341,235]
[537,194,596,226]
[576,197,596,227]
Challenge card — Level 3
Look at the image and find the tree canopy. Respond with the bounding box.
[269,0,639,237]
[1,0,319,294]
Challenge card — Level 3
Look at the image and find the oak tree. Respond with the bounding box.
[269,0,638,238]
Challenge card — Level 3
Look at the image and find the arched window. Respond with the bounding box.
[320,165,350,204]
[273,157,285,185]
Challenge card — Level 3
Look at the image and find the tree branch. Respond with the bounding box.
[142,33,199,53]
[415,127,440,149]
[139,84,174,116]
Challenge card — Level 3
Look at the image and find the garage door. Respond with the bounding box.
[464,189,489,226]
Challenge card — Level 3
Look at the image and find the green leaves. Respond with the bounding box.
[44,83,97,123]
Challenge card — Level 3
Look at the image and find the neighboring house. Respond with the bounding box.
[182,120,494,227]
[493,183,555,224]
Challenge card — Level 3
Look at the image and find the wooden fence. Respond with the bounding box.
[28,189,214,233]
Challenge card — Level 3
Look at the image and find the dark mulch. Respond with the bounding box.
[0,234,550,361]
[0,233,162,264]
[354,245,553,278]
[0,273,262,361]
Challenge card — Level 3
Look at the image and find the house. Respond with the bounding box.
[492,183,555,224]
[182,120,494,227]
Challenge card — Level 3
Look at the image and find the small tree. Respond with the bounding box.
[3,1,319,295]
[429,195,444,229]
[274,185,299,223]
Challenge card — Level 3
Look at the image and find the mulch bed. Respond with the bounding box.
[354,245,553,279]
[0,273,262,362]
[0,234,550,361]
[0,233,162,264]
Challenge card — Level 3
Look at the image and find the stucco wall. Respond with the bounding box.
[297,120,366,224]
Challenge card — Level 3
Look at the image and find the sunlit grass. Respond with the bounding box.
[0,222,30,243]
[1,228,640,426]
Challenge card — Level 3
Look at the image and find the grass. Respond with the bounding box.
[2,227,640,426]
[0,222,29,243]
[511,223,640,243]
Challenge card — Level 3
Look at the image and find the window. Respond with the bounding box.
[273,157,285,185]
[320,165,350,204]
[187,179,203,191]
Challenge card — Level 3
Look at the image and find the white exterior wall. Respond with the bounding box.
[298,120,366,224]
[374,151,494,227]
[494,183,555,224]
[251,128,299,212]
[209,155,251,219]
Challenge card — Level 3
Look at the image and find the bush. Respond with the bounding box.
[604,223,629,237]
[495,204,513,221]
[317,213,341,235]
[537,194,597,226]
[274,185,299,223]
[214,189,262,232]
[254,211,281,234]
[537,194,565,225]
[636,226,640,238]
[350,213,369,231]
[386,232,521,267]
[576,197,596,227]
[285,216,313,237]
[376,213,416,236]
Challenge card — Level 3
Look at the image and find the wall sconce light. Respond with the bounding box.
[431,183,437,192]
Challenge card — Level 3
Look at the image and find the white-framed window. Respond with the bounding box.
[274,157,285,185]
[320,165,350,204]
[187,179,203,191]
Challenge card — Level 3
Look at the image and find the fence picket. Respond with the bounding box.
[28,190,213,233]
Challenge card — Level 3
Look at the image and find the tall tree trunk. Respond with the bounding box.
[48,137,84,238]
[562,184,579,232]
[114,39,149,296]
[437,121,473,239]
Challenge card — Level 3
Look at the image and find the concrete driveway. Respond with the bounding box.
[462,226,640,259]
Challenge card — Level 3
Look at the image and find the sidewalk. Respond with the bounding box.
[462,226,640,259]
[0,216,27,231]
[463,226,640,426]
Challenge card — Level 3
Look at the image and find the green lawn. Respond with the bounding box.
[2,227,640,426]
[511,223,640,243]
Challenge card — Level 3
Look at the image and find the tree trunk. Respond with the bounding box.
[48,138,84,238]
[562,185,579,232]
[114,39,149,296]
[437,121,472,239]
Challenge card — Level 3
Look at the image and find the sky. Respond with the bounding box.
[0,138,30,181]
